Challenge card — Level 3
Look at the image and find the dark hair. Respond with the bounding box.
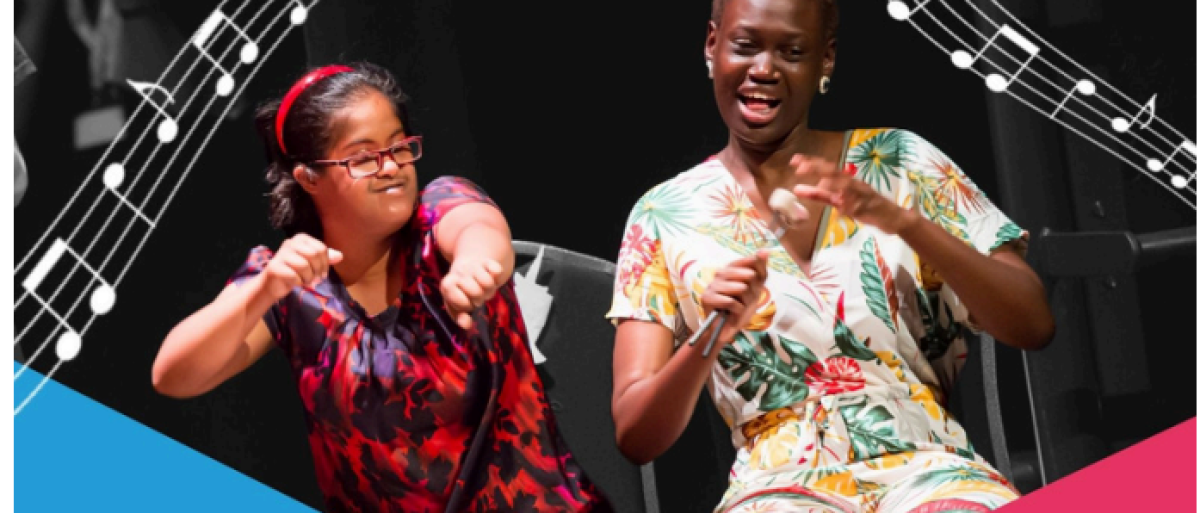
[711,0,839,41]
[253,62,412,238]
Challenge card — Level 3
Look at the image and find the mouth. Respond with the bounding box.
[736,91,783,126]
[372,180,408,194]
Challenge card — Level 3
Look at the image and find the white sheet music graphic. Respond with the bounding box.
[15,0,323,416]
[888,0,1196,210]
[127,79,179,142]
[888,0,933,20]
[193,10,260,96]
[1112,95,1157,133]
[1051,79,1095,118]
[951,24,1039,92]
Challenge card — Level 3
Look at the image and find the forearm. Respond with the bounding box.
[613,325,725,464]
[447,221,515,284]
[895,211,1053,349]
[152,275,276,395]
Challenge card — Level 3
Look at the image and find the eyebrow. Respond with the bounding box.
[337,127,407,153]
[734,24,809,40]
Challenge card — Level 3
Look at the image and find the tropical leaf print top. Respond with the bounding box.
[607,128,1027,459]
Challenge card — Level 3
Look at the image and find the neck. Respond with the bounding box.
[722,123,826,189]
[322,225,395,285]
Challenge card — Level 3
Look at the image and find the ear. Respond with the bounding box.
[293,164,319,194]
[822,36,838,78]
[705,20,718,64]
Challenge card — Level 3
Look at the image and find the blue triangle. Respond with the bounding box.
[15,362,316,512]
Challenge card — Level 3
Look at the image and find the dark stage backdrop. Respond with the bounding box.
[14,1,1194,511]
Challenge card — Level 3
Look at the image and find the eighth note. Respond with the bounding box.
[1146,141,1197,189]
[193,10,260,97]
[1112,94,1157,133]
[951,25,1040,93]
[126,79,178,142]
[1051,79,1095,118]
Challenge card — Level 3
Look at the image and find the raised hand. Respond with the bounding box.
[441,256,506,330]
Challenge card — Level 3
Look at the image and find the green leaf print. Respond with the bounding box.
[847,130,910,192]
[718,332,818,411]
[696,224,802,276]
[631,183,694,237]
[858,238,897,333]
[832,317,879,362]
[840,395,917,460]
[907,170,970,243]
[906,463,997,492]
[990,221,1023,252]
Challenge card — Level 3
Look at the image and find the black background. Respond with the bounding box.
[14,0,1196,511]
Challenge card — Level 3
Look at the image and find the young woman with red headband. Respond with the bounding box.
[151,62,609,512]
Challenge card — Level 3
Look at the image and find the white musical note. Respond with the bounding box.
[101,162,156,226]
[1050,79,1095,118]
[1112,94,1157,133]
[1147,141,1197,187]
[888,0,932,21]
[290,0,310,24]
[951,25,1040,92]
[193,10,260,96]
[126,79,179,142]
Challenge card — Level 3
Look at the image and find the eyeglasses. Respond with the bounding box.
[309,136,423,179]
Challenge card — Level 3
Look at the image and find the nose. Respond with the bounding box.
[748,54,779,82]
[374,156,403,179]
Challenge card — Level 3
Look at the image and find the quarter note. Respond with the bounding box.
[290,0,311,25]
[951,25,1040,92]
[126,79,178,142]
[887,0,931,21]
[1111,94,1157,133]
[193,10,260,96]
[1050,79,1095,118]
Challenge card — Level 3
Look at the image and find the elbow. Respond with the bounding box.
[1026,315,1056,351]
[614,420,660,466]
[151,358,200,399]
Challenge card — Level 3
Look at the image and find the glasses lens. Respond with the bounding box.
[391,139,421,165]
[347,153,380,178]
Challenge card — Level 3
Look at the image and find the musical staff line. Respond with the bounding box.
[13,0,264,365]
[892,0,1195,208]
[14,0,254,313]
[976,0,1194,151]
[15,0,317,415]
[947,1,1195,167]
[14,0,237,277]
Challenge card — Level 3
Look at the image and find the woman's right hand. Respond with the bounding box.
[261,234,343,300]
[699,249,770,351]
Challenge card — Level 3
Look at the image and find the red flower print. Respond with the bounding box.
[804,357,866,395]
[617,224,659,290]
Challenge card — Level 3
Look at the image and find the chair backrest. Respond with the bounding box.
[512,240,657,513]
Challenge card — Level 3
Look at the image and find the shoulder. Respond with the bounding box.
[631,159,726,204]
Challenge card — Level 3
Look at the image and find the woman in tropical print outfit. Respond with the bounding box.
[606,0,1055,512]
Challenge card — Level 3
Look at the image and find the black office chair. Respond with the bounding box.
[512,240,659,513]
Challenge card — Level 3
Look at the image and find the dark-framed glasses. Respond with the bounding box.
[309,135,423,179]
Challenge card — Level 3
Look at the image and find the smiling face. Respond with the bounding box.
[296,88,419,240]
[706,0,836,148]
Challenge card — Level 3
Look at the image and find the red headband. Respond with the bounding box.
[275,65,354,155]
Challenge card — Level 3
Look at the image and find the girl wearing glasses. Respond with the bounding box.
[151,62,607,512]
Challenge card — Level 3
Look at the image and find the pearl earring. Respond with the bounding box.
[706,60,713,78]
[819,76,831,94]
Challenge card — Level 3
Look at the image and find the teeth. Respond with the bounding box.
[745,93,774,101]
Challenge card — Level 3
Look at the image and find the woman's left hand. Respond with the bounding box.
[790,154,917,235]
[441,256,505,330]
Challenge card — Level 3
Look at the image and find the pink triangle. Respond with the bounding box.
[1001,417,1196,511]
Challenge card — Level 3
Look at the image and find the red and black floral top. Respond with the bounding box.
[230,177,607,512]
